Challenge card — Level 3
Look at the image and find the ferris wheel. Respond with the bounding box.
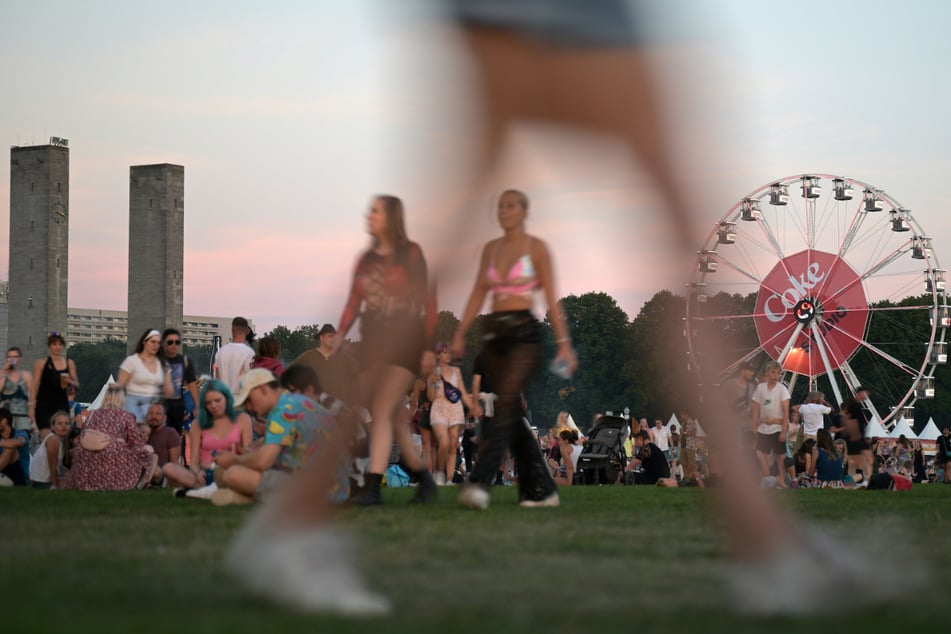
[684,174,948,429]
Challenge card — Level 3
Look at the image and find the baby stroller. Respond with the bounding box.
[577,415,629,485]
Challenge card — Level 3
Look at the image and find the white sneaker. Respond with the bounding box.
[519,492,560,508]
[226,509,390,616]
[457,485,490,510]
[0,474,13,487]
[185,482,218,499]
[434,472,447,486]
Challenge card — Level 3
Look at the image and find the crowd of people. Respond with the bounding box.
[6,326,942,497]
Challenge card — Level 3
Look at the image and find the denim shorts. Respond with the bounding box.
[450,0,640,47]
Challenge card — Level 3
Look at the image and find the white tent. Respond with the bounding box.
[665,413,680,430]
[918,418,942,441]
[890,417,917,439]
[666,413,705,437]
[865,416,889,438]
[88,375,115,410]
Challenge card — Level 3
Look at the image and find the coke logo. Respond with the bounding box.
[764,262,826,323]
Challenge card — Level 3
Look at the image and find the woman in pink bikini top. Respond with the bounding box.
[450,188,576,505]
[162,378,252,494]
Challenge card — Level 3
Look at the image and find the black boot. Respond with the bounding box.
[409,469,437,504]
[350,472,383,506]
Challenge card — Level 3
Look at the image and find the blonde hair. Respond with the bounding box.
[102,385,127,410]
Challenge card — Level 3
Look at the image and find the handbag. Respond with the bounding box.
[80,429,113,452]
[443,380,462,404]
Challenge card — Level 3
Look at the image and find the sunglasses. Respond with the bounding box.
[165,339,181,345]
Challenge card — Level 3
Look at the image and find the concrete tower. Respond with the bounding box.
[8,141,70,354]
[127,163,184,352]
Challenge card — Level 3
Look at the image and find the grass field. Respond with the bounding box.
[3,485,950,634]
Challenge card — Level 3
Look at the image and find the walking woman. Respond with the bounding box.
[30,333,78,442]
[332,194,438,505]
[222,195,438,615]
[428,342,475,484]
[452,189,577,509]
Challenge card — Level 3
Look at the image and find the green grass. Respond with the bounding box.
[3,485,950,634]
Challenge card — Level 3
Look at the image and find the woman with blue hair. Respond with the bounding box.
[163,378,252,497]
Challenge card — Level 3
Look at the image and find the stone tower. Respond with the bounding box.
[127,163,184,352]
[8,141,70,355]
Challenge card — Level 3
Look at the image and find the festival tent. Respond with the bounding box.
[890,417,917,439]
[665,413,705,437]
[666,413,680,430]
[918,418,942,440]
[88,375,115,410]
[864,416,889,438]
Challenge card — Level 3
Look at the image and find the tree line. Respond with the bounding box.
[65,290,949,431]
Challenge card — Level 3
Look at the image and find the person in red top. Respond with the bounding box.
[331,194,438,505]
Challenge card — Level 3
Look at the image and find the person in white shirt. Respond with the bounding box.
[751,361,791,487]
[795,391,832,441]
[215,317,256,394]
[649,418,672,461]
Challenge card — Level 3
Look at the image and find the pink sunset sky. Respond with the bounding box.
[1,1,948,334]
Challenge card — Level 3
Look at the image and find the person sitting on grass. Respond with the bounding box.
[0,407,30,486]
[210,369,350,507]
[549,429,580,486]
[787,438,816,488]
[144,402,181,487]
[810,429,847,489]
[30,411,72,488]
[624,429,670,485]
[62,387,155,491]
[163,379,252,498]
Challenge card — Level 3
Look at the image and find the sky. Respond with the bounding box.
[1,0,949,334]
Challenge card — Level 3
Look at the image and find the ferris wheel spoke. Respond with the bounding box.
[837,207,867,257]
[712,254,763,286]
[827,322,918,376]
[775,322,805,365]
[719,346,769,379]
[808,323,845,407]
[867,304,934,313]
[813,193,839,249]
[859,246,911,282]
[757,216,786,260]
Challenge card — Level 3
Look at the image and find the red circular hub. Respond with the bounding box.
[754,250,869,376]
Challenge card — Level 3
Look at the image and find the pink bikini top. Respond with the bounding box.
[486,239,540,299]
[199,423,242,464]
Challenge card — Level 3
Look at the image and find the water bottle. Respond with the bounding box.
[549,356,573,380]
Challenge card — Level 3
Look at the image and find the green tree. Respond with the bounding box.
[264,324,321,364]
[68,339,127,402]
[526,292,632,429]
[624,290,693,418]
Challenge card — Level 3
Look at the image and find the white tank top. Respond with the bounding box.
[30,434,64,483]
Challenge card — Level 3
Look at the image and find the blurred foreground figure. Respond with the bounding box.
[224,195,442,615]
[448,0,908,616]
